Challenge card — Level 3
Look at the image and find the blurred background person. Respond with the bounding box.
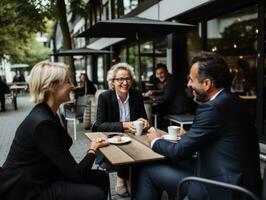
[148,72,164,91]
[12,70,25,83]
[0,75,10,112]
[92,62,149,197]
[59,72,96,129]
[75,73,97,96]
[146,63,187,128]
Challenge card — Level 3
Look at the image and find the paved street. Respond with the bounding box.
[0,94,129,200]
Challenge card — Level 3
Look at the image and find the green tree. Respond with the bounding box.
[1,0,82,84]
[10,36,50,69]
[0,0,52,58]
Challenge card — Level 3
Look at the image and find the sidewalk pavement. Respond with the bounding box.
[0,95,130,200]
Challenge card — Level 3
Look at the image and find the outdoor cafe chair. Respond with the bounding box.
[5,93,17,110]
[178,176,263,200]
[64,95,87,140]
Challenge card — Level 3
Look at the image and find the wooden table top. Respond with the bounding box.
[10,85,27,89]
[239,95,256,100]
[85,131,166,166]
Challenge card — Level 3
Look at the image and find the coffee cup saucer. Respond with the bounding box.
[161,135,181,141]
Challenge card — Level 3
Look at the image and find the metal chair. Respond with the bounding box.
[178,176,260,200]
[166,114,194,129]
[5,93,17,110]
[64,95,87,140]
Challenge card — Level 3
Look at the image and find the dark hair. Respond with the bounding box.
[155,63,167,71]
[80,73,89,81]
[191,51,230,89]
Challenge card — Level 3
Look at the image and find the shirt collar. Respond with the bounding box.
[210,89,224,101]
[116,92,130,104]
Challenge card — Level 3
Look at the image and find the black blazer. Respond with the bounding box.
[154,73,186,114]
[153,90,261,199]
[92,89,147,132]
[0,103,96,200]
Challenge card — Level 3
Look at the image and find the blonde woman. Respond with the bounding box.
[0,61,109,200]
[92,62,149,197]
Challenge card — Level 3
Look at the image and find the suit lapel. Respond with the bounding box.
[111,90,120,121]
[129,90,136,120]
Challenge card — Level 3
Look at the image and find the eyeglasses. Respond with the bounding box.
[113,77,132,83]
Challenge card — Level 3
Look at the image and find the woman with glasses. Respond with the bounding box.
[0,61,109,200]
[92,62,149,197]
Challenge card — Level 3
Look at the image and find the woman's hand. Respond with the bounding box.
[123,119,150,134]
[137,118,150,131]
[88,138,109,154]
[122,122,136,133]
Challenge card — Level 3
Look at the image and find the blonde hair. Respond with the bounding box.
[29,61,70,103]
[107,62,135,90]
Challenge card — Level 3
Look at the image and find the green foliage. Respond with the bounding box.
[0,0,55,59]
[209,19,258,56]
[69,0,88,18]
[10,36,50,69]
[0,0,87,82]
[220,19,257,55]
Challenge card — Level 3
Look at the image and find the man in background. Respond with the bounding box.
[147,63,186,128]
[0,75,9,112]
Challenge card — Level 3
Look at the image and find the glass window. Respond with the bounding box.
[97,56,104,82]
[101,2,109,20]
[207,6,258,95]
[128,44,138,79]
[74,57,85,82]
[119,38,167,89]
[187,29,201,64]
[140,56,153,81]
[123,0,139,14]
[119,48,127,62]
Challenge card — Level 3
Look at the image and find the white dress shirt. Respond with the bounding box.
[116,93,130,122]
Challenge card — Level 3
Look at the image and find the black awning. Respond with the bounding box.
[174,0,257,24]
[52,47,113,56]
[76,17,195,38]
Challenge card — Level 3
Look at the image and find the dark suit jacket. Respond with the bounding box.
[92,89,147,132]
[0,80,9,95]
[153,90,261,199]
[154,73,186,114]
[0,103,96,200]
[75,80,97,96]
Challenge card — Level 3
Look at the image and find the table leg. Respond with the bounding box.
[13,96,17,110]
[154,114,157,129]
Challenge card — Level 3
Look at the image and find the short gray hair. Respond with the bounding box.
[29,61,70,103]
[107,62,135,90]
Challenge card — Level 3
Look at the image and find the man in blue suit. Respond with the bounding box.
[134,52,261,200]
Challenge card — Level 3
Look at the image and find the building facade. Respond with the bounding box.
[52,0,265,144]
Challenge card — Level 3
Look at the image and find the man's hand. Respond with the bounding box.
[146,128,161,144]
[146,90,153,96]
[178,127,187,137]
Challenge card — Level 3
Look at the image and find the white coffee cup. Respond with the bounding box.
[133,120,144,136]
[167,125,180,140]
